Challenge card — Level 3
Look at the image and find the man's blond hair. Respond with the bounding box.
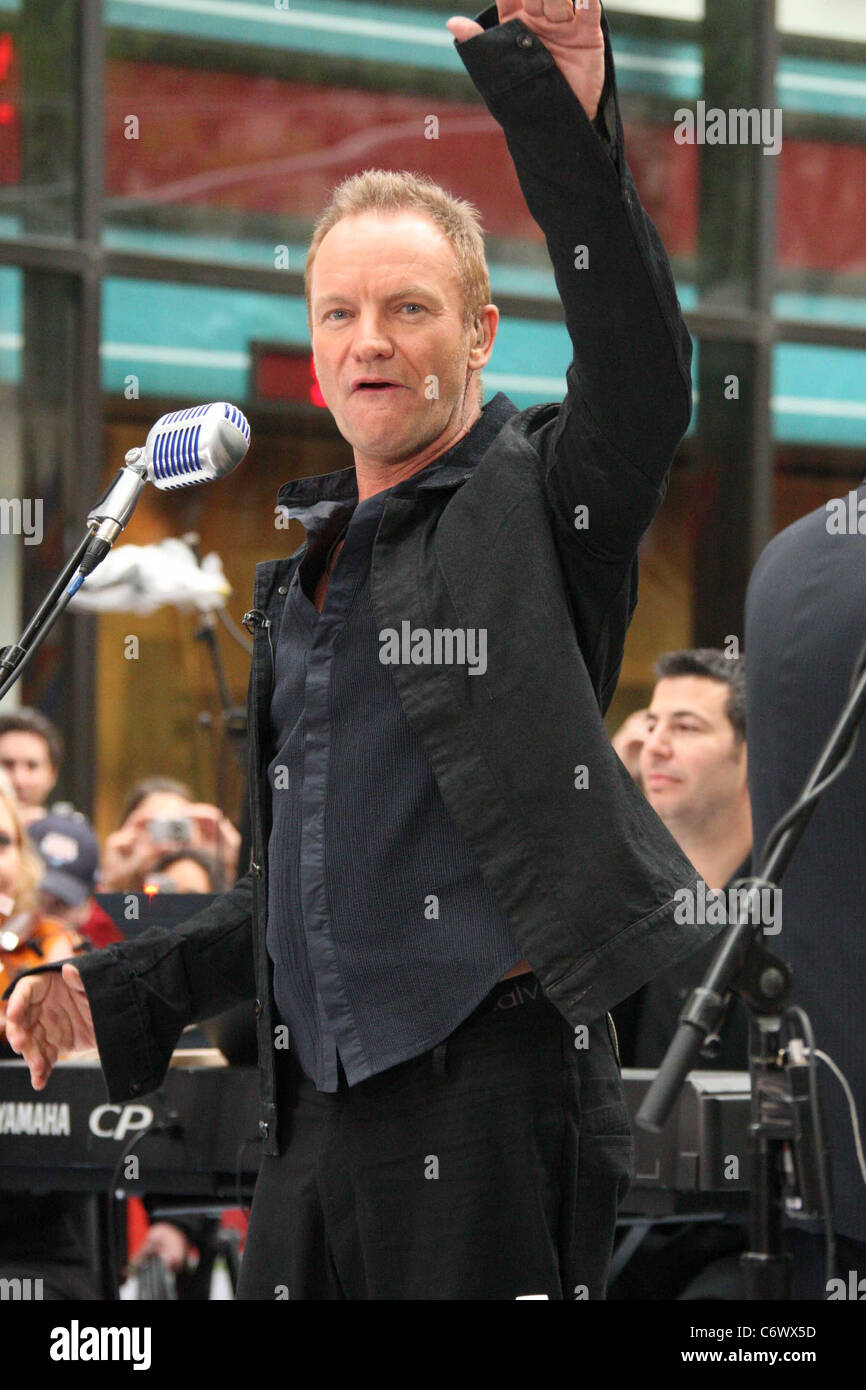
[305,168,491,407]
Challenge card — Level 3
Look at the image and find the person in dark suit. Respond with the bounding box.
[745,478,866,1299]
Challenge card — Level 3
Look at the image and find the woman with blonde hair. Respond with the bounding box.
[0,784,86,1045]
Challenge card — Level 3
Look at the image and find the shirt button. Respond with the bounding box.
[517,32,534,48]
[258,1120,269,1138]
[278,586,288,596]
[254,998,262,1017]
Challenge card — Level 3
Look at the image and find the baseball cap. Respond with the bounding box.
[28,812,99,906]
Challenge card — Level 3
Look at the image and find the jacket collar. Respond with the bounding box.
[274,392,519,513]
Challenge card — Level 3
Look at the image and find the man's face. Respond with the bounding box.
[0,732,57,809]
[639,676,747,832]
[309,210,494,466]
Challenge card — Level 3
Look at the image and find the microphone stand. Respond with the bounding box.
[182,534,249,839]
[0,451,148,704]
[636,633,866,1299]
[0,532,91,701]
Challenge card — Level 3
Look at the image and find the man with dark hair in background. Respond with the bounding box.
[615,648,752,1071]
[610,648,752,1299]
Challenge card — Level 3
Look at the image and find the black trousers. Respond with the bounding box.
[237,975,634,1300]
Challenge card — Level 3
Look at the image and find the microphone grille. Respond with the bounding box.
[146,403,250,490]
[223,402,251,442]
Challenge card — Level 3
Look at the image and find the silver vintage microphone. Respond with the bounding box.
[72,403,250,586]
[144,401,251,490]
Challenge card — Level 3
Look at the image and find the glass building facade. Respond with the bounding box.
[0,0,864,840]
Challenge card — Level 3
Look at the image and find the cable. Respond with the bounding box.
[759,744,859,868]
[216,605,254,655]
[785,1006,835,1293]
[105,1129,153,1299]
[812,1048,866,1189]
[104,1103,182,1298]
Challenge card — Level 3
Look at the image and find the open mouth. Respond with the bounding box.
[354,381,402,392]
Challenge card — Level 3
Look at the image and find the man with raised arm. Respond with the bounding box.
[7,2,716,1300]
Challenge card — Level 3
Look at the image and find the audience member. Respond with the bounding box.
[143,847,221,895]
[617,648,752,1070]
[609,649,752,1300]
[0,709,67,827]
[99,776,240,893]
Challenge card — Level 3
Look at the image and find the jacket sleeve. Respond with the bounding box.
[6,872,256,1102]
[454,4,692,705]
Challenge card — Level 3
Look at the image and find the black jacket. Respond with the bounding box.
[52,6,720,1156]
[746,477,866,1243]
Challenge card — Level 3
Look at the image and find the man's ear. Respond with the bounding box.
[468,304,499,371]
[737,738,749,786]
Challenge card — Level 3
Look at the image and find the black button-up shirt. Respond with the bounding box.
[266,394,525,1090]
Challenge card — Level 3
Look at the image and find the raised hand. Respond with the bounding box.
[99,822,154,892]
[5,962,96,1090]
[447,2,605,121]
[186,803,241,885]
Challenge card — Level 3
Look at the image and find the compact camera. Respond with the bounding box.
[147,817,193,845]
